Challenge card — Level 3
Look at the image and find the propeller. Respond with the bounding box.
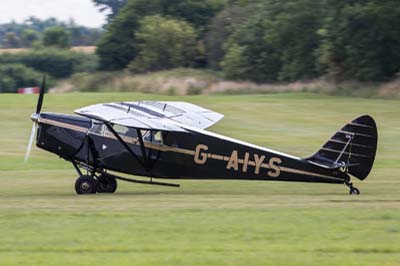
[24,76,46,163]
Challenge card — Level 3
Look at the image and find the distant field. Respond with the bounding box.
[0,46,96,54]
[0,93,399,266]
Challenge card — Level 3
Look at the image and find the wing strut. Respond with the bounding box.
[136,129,148,162]
[105,123,148,170]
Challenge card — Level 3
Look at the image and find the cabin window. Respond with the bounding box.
[153,131,163,143]
[113,125,129,135]
[113,125,138,138]
[142,130,163,144]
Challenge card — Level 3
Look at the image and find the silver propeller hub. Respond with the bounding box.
[30,113,39,123]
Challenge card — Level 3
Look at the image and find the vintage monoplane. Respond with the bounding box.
[25,78,378,195]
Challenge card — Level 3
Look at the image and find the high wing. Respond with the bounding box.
[74,101,224,131]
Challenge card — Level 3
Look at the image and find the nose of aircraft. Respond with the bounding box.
[31,113,39,123]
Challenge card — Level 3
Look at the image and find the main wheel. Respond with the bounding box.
[97,174,118,193]
[75,175,97,194]
[349,187,360,195]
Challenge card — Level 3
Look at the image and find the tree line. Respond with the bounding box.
[94,0,400,82]
[0,49,98,92]
[0,17,102,49]
[1,0,398,93]
[0,17,101,92]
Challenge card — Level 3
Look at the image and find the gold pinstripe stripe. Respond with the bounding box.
[279,167,344,182]
[39,118,88,133]
[39,118,342,181]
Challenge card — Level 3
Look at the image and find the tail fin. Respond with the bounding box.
[306,115,378,180]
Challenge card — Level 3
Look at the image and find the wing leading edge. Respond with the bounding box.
[74,101,224,131]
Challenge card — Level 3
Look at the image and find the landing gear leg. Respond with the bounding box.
[345,181,360,195]
[71,160,98,195]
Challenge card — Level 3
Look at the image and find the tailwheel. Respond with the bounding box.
[75,175,97,194]
[345,181,360,195]
[349,187,360,195]
[97,174,118,193]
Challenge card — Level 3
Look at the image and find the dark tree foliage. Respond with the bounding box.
[96,0,228,70]
[43,27,71,49]
[1,0,392,82]
[221,0,400,82]
[206,4,254,69]
[20,29,39,47]
[318,0,400,81]
[2,32,22,48]
[96,0,163,70]
[272,1,324,81]
[0,49,98,78]
[161,0,228,31]
[128,15,197,72]
[0,17,102,48]
[92,0,127,22]
[0,64,45,93]
[24,17,66,32]
[222,0,323,82]
[69,26,102,46]
[222,18,280,82]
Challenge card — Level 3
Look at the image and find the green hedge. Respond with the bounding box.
[0,49,98,78]
[0,64,51,93]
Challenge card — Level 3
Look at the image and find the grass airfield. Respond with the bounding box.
[0,92,399,266]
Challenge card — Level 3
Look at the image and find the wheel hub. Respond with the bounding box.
[81,182,91,191]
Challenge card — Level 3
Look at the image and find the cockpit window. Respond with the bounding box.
[89,121,105,135]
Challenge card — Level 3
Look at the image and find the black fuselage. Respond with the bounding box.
[36,112,350,185]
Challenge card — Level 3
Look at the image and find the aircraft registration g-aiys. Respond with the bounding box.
[25,79,378,195]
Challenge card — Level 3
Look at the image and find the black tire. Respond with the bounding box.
[97,174,117,193]
[75,175,97,194]
[349,187,360,195]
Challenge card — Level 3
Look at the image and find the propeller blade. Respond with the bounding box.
[36,76,46,114]
[27,76,45,162]
[24,123,37,163]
